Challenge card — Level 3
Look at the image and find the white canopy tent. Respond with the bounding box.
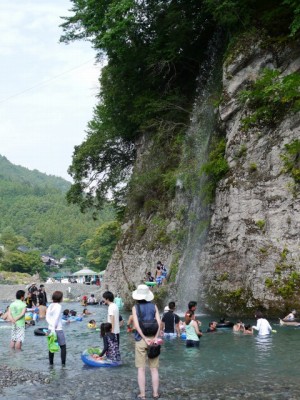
[73,268,98,284]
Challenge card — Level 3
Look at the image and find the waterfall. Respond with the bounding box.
[175,32,224,313]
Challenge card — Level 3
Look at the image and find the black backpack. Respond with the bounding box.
[136,304,159,336]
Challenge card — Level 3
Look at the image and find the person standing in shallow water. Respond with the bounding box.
[184,311,202,347]
[252,311,273,335]
[132,284,161,400]
[8,290,27,350]
[102,291,120,345]
[46,291,66,366]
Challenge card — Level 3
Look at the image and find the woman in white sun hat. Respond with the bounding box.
[132,284,161,400]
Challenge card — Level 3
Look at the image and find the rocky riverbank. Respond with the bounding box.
[0,366,50,394]
[0,283,103,302]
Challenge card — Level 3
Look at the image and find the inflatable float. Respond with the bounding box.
[216,322,234,328]
[70,316,83,321]
[34,327,49,336]
[81,349,122,367]
[87,302,99,306]
[145,281,157,287]
[25,312,33,321]
[279,318,300,327]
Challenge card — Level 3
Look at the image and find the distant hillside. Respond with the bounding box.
[0,155,115,259]
[0,155,70,192]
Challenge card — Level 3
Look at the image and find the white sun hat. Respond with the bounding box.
[132,284,154,301]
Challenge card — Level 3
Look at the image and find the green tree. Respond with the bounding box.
[81,221,121,270]
[203,0,297,35]
[61,0,215,212]
[0,250,45,276]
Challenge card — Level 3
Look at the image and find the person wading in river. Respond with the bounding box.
[132,284,161,400]
[8,290,27,350]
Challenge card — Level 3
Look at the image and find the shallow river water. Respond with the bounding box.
[0,301,299,400]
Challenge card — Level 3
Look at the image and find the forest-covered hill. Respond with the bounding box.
[0,155,70,192]
[0,155,116,274]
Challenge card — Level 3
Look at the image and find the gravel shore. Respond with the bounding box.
[0,365,50,393]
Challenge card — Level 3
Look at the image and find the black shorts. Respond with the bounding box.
[186,340,200,347]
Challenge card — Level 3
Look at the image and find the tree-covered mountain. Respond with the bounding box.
[0,155,116,271]
[0,155,70,192]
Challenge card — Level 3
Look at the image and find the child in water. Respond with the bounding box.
[88,319,97,329]
[98,322,121,362]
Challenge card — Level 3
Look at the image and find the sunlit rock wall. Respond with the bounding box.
[201,39,300,315]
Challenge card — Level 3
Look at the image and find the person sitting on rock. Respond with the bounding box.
[145,271,154,282]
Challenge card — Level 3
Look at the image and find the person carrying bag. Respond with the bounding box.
[132,284,161,400]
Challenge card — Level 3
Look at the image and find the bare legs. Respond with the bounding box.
[137,367,159,398]
[137,367,146,397]
[150,368,159,397]
[10,340,22,350]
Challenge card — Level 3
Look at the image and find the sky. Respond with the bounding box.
[0,0,101,181]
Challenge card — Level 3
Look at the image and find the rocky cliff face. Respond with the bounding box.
[103,35,300,315]
[201,37,300,315]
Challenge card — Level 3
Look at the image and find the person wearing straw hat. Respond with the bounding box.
[132,284,161,400]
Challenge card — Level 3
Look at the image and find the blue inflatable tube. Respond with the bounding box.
[69,316,83,322]
[81,350,122,368]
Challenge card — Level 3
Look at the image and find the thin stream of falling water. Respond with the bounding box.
[175,32,224,312]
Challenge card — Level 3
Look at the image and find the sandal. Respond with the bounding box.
[137,395,146,400]
[153,395,161,399]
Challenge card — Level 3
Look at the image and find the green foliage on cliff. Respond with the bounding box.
[264,246,300,300]
[281,139,300,184]
[200,138,229,203]
[240,69,300,130]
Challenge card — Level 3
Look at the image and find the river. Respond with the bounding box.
[0,301,299,399]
